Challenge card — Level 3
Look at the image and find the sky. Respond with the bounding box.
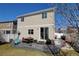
[0,3,53,21]
[0,3,70,29]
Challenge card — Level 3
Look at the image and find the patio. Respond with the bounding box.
[13,42,79,56]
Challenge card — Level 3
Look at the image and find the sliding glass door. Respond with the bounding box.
[40,27,49,40]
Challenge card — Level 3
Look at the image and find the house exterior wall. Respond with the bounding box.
[0,22,17,42]
[18,11,54,26]
[0,22,13,30]
[17,10,55,42]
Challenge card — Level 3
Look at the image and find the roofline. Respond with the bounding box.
[0,20,17,23]
[17,7,55,18]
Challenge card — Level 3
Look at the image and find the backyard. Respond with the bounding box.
[0,44,52,56]
[0,43,79,56]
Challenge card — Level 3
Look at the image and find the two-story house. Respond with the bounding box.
[17,8,55,42]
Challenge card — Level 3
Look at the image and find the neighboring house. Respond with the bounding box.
[56,28,67,34]
[17,8,55,42]
[0,21,17,42]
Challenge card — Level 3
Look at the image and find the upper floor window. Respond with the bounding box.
[21,17,24,22]
[42,12,47,19]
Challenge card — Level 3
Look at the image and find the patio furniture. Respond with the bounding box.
[22,37,34,43]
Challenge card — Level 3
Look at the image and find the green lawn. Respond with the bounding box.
[0,44,52,56]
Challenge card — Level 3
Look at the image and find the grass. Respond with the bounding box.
[0,44,79,56]
[0,44,52,56]
[60,49,79,56]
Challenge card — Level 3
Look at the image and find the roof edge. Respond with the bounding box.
[0,20,17,23]
[17,7,55,18]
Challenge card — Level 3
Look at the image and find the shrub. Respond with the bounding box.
[46,39,51,45]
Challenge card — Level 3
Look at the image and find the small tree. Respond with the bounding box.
[55,3,79,52]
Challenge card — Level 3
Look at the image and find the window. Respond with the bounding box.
[28,29,34,34]
[42,12,47,19]
[6,30,10,34]
[21,17,24,22]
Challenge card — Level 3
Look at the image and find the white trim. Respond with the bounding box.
[18,24,54,28]
[39,27,40,40]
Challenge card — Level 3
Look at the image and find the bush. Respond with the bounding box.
[70,33,79,53]
[46,39,51,45]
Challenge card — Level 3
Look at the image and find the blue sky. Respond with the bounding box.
[0,3,69,29]
[0,3,53,21]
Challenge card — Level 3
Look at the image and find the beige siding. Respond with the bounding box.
[17,10,55,41]
[18,27,39,41]
[18,11,54,26]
